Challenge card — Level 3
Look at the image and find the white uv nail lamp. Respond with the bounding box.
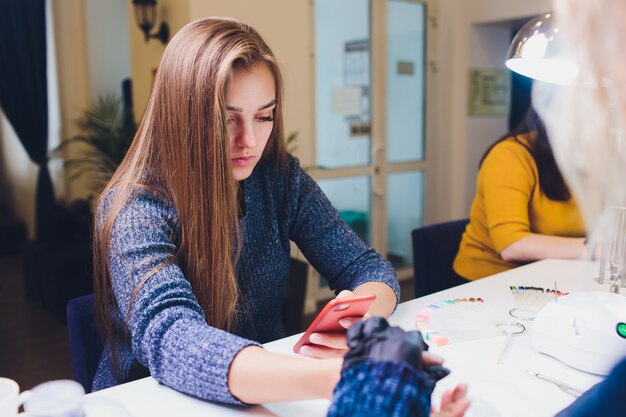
[531,292,626,375]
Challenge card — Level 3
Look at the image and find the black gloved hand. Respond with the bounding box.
[342,316,450,382]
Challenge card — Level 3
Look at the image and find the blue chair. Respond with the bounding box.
[66,294,104,393]
[412,219,470,298]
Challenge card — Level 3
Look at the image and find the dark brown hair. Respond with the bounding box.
[480,106,571,201]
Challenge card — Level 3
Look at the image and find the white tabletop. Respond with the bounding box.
[88,259,616,417]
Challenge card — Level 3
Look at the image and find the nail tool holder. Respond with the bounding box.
[509,285,568,320]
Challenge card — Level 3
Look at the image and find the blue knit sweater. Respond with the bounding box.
[92,156,400,405]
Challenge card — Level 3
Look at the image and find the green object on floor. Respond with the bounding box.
[339,210,369,244]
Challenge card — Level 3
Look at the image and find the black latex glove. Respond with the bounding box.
[342,316,450,382]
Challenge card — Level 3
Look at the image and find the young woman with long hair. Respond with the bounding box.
[453,106,587,280]
[91,17,401,405]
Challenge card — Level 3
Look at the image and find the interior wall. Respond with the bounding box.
[426,0,465,225]
[432,0,551,222]
[52,0,91,203]
[467,0,550,24]
[84,0,131,99]
[465,24,513,208]
[128,0,190,122]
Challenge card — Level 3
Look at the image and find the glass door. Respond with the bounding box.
[308,0,429,303]
[383,0,428,271]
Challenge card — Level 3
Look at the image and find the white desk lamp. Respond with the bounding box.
[505,12,578,86]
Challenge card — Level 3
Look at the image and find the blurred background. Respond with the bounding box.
[0,0,549,390]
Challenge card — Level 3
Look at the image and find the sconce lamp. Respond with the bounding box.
[505,12,578,85]
[132,0,169,45]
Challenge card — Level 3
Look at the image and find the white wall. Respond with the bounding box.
[431,0,551,221]
[84,0,131,99]
[465,24,513,207]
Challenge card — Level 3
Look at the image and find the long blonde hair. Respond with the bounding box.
[93,17,288,362]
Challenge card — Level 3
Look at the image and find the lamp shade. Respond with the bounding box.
[505,13,578,85]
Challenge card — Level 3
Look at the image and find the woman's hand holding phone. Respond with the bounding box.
[296,290,372,359]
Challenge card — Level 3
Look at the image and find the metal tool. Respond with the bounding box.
[495,322,525,364]
[526,370,584,397]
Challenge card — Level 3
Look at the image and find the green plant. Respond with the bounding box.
[52,96,136,195]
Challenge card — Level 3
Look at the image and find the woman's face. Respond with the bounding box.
[227,61,276,181]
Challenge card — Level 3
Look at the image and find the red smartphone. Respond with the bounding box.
[293,293,376,354]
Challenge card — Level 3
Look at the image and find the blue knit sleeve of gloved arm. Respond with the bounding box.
[327,317,450,417]
[327,361,433,417]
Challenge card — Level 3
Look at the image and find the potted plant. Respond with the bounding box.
[52,95,136,197]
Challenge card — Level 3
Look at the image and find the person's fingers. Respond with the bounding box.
[439,384,467,409]
[450,383,468,402]
[298,344,348,359]
[432,398,471,417]
[338,316,361,329]
[336,290,354,299]
[439,388,454,409]
[309,332,348,349]
[435,384,470,417]
[422,351,445,366]
[334,291,363,328]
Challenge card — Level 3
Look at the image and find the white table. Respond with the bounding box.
[89,259,616,417]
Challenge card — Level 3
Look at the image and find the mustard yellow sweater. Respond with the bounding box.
[453,135,585,280]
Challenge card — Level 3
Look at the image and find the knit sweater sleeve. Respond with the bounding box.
[105,189,259,405]
[285,158,400,302]
[327,361,433,417]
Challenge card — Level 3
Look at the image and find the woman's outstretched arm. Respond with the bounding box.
[228,346,342,404]
[499,234,586,262]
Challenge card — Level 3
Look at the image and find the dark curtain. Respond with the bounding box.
[0,0,55,242]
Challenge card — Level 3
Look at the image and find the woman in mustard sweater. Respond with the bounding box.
[453,107,586,280]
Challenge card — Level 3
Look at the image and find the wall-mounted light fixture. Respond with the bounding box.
[132,0,169,45]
